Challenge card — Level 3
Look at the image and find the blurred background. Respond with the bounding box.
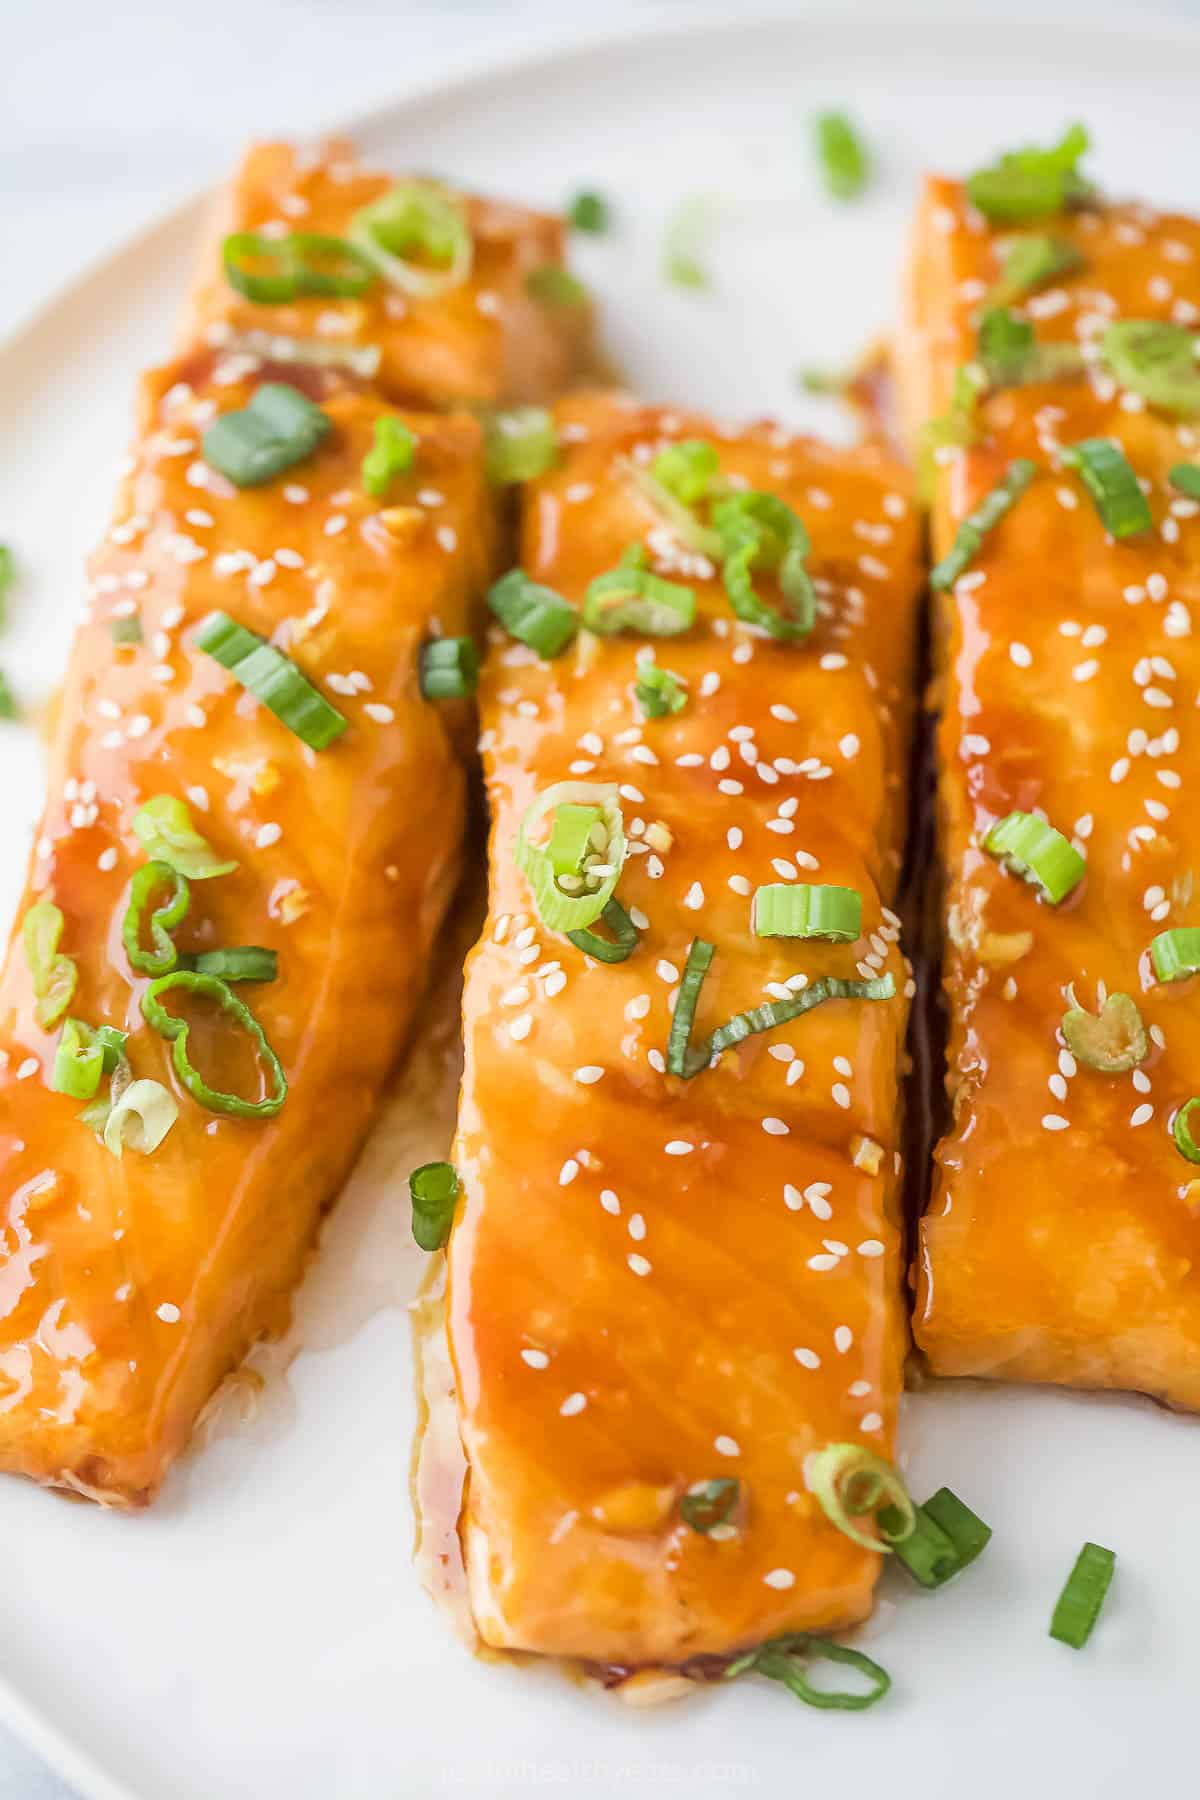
[1,0,1197,1793]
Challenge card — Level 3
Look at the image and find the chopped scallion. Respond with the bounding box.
[110,613,143,646]
[362,415,417,497]
[51,1019,127,1101]
[929,458,1036,590]
[725,1635,891,1712]
[680,1477,740,1534]
[886,1487,992,1588]
[568,190,609,234]
[22,900,77,1030]
[548,803,602,878]
[186,947,278,983]
[663,193,717,290]
[807,1443,914,1554]
[420,636,479,700]
[349,182,472,298]
[409,1160,459,1251]
[195,610,349,749]
[1050,1542,1116,1649]
[132,796,238,881]
[222,230,377,303]
[1061,437,1151,538]
[566,897,640,965]
[983,810,1084,905]
[487,569,578,658]
[651,439,721,506]
[515,781,625,935]
[987,234,1083,307]
[122,860,190,975]
[966,123,1092,223]
[484,407,558,484]
[977,307,1083,387]
[202,382,331,489]
[1061,991,1147,1073]
[814,110,871,201]
[1102,320,1200,418]
[102,1078,179,1160]
[583,547,695,638]
[1168,463,1200,498]
[753,882,861,943]
[1172,1097,1200,1165]
[714,490,815,642]
[141,970,287,1119]
[1150,927,1200,983]
[526,266,588,308]
[635,664,688,719]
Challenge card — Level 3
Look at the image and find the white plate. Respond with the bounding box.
[2,12,1200,1798]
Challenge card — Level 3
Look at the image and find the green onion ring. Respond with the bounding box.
[141,971,287,1120]
[349,182,472,299]
[409,1161,460,1251]
[1049,1542,1116,1649]
[222,230,377,303]
[1172,1097,1200,1165]
[713,491,816,642]
[679,1477,740,1534]
[566,898,640,964]
[515,782,625,935]
[807,1443,915,1553]
[122,861,190,976]
[21,900,77,1031]
[1150,927,1200,983]
[725,1634,891,1712]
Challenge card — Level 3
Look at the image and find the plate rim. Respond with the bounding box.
[4,7,1200,1797]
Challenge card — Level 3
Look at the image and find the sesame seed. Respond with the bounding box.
[762,1117,789,1136]
[857,1240,886,1258]
[1130,1103,1154,1127]
[364,703,395,724]
[831,1083,851,1110]
[255,823,282,849]
[1042,1114,1069,1131]
[714,1435,740,1457]
[807,1253,840,1272]
[763,1568,796,1590]
[793,1347,820,1368]
[560,1392,587,1416]
[16,1059,39,1081]
[600,1189,621,1215]
[834,1326,853,1353]
[156,1303,181,1323]
[509,1015,532,1042]
[97,848,118,873]
[521,1348,550,1370]
[574,1066,604,1085]
[860,1412,883,1433]
[664,1140,694,1156]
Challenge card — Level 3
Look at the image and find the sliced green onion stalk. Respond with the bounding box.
[884,1487,993,1589]
[984,810,1084,905]
[484,407,559,485]
[420,636,479,701]
[807,1443,915,1554]
[814,110,871,201]
[186,947,278,983]
[624,457,724,559]
[1150,927,1200,983]
[222,230,377,303]
[753,882,862,943]
[1061,991,1148,1073]
[713,491,816,642]
[141,971,287,1119]
[987,234,1084,307]
[1172,1097,1200,1165]
[798,365,854,398]
[133,796,238,881]
[918,363,987,503]
[515,781,625,935]
[1061,438,1151,539]
[0,543,14,628]
[111,613,143,647]
[51,1019,127,1101]
[526,266,588,308]
[1101,320,1200,418]
[102,1078,179,1160]
[0,672,16,722]
[583,546,696,637]
[22,900,77,1030]
[487,568,578,658]
[409,1160,460,1251]
[202,382,331,489]
[1050,1542,1116,1649]
[1168,463,1200,498]
[977,307,1084,387]
[966,122,1092,223]
[568,190,609,234]
[929,458,1037,590]
[361,415,417,497]
[349,181,472,299]
[195,610,349,750]
[726,1635,891,1712]
[548,803,602,878]
[662,193,718,290]
[635,664,688,719]
[666,938,893,1079]
[122,860,190,975]
[680,1477,740,1534]
[652,439,721,506]
[566,898,640,965]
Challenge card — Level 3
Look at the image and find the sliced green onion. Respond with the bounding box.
[663,193,717,290]
[111,613,143,646]
[51,1019,126,1101]
[361,416,417,497]
[1102,320,1200,418]
[484,407,558,484]
[680,1478,740,1534]
[133,796,238,881]
[186,947,278,983]
[141,971,287,1119]
[988,234,1084,307]
[0,673,18,722]
[753,883,862,943]
[713,491,815,642]
[349,182,472,299]
[725,1634,890,1712]
[966,123,1092,223]
[566,898,640,965]
[487,569,578,658]
[547,803,602,878]
[568,190,609,234]
[625,458,723,558]
[22,900,77,1030]
[102,1078,179,1159]
[202,382,331,489]
[420,636,479,700]
[1061,438,1151,538]
[409,1160,459,1251]
[1168,463,1200,498]
[635,665,688,719]
[984,810,1084,904]
[667,938,893,1079]
[977,307,1084,387]
[195,610,349,750]
[222,230,377,303]
[0,543,14,628]
[798,365,854,398]
[651,440,720,507]
[885,1487,992,1588]
[1062,991,1147,1073]
[918,363,986,502]
[814,110,870,201]
[929,458,1037,590]
[583,547,696,637]
[122,860,190,975]
[1050,1542,1116,1649]
[515,782,624,934]
[807,1443,914,1554]
[526,266,588,308]
[1172,1097,1200,1165]
[1150,927,1200,983]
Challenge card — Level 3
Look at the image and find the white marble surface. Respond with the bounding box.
[2,1,1198,1794]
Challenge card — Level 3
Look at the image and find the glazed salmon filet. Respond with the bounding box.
[447,392,924,1665]
[183,138,591,410]
[0,363,496,1503]
[899,177,1200,1407]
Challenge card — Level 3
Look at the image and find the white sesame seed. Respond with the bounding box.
[510,1015,533,1042]
[97,848,118,872]
[574,1066,604,1085]
[1042,1114,1069,1131]
[831,1083,851,1110]
[807,1254,840,1272]
[1130,1103,1154,1127]
[156,1303,181,1324]
[834,1326,853,1353]
[600,1189,620,1215]
[558,1158,579,1185]
[762,1117,789,1136]
[857,1240,886,1258]
[860,1412,883,1433]
[255,823,282,849]
[794,1346,821,1368]
[1010,641,1033,667]
[714,1435,740,1457]
[684,882,705,910]
[763,1568,796,1590]
[664,1140,694,1156]
[522,1348,550,1370]
[627,1252,652,1277]
[656,959,680,984]
[560,1392,587,1416]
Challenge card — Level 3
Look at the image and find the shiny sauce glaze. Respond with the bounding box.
[447,391,924,1665]
[899,178,1200,1405]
